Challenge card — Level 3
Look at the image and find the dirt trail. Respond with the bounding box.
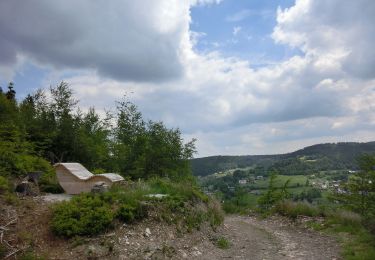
[198,215,341,260]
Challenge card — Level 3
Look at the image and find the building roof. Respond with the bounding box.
[54,163,124,182]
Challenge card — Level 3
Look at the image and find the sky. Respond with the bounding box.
[1,0,375,157]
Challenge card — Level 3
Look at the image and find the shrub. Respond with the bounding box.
[164,195,186,212]
[116,204,137,222]
[51,194,113,237]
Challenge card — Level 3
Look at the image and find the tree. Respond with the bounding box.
[49,82,78,162]
[5,82,16,100]
[113,97,196,180]
[258,172,291,210]
[338,154,375,216]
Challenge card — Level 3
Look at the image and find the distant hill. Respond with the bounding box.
[191,142,375,176]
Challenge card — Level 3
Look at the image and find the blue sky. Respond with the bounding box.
[191,0,297,65]
[1,0,375,156]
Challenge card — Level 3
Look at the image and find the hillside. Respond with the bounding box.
[191,141,375,176]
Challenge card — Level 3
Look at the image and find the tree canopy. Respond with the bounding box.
[0,82,196,181]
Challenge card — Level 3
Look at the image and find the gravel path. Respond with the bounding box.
[198,215,341,260]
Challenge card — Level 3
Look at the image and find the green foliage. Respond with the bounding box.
[0,82,196,181]
[51,179,222,237]
[258,173,291,211]
[335,154,375,217]
[216,237,230,249]
[0,176,10,194]
[39,171,64,194]
[115,202,146,223]
[148,178,208,203]
[293,188,321,203]
[51,194,114,237]
[116,204,137,223]
[113,100,196,181]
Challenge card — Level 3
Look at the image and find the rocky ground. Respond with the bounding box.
[0,196,341,259]
[199,215,341,260]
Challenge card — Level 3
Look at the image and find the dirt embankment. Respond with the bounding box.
[1,197,341,259]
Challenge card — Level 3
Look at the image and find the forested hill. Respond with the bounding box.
[191,142,375,176]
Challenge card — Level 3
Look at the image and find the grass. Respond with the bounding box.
[251,175,308,189]
[274,201,322,219]
[281,201,375,260]
[222,193,259,214]
[216,236,230,249]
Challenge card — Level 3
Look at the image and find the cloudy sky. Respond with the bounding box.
[1,0,375,157]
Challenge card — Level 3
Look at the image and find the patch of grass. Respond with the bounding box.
[3,192,19,205]
[18,250,45,260]
[0,176,11,194]
[216,237,230,249]
[342,230,375,260]
[326,210,362,233]
[0,244,7,259]
[207,200,224,229]
[274,200,321,219]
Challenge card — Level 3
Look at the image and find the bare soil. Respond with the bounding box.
[197,215,341,260]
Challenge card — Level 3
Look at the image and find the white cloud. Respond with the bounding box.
[0,0,197,82]
[3,0,375,156]
[226,9,274,22]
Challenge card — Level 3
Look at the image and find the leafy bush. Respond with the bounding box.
[115,202,147,223]
[51,194,114,237]
[0,151,52,177]
[116,204,137,222]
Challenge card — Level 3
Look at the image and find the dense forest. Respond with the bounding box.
[0,82,196,181]
[191,142,375,176]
